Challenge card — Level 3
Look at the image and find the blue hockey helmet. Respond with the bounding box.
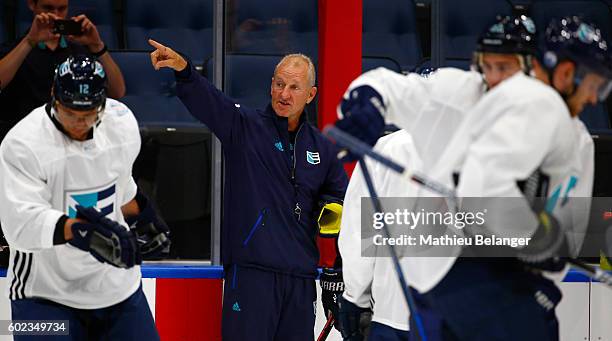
[476,15,538,56]
[473,15,538,76]
[539,16,612,100]
[52,55,107,111]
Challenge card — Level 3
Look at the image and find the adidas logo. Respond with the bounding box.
[232,302,241,312]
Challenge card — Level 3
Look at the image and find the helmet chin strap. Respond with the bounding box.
[519,55,535,77]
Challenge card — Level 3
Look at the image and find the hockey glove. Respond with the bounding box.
[335,85,386,158]
[320,268,344,331]
[70,206,141,269]
[0,227,9,268]
[337,295,372,341]
[125,190,171,259]
[517,211,567,272]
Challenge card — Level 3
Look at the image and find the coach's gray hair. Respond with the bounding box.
[274,54,316,87]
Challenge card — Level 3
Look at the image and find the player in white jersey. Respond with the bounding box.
[335,16,611,341]
[336,16,539,341]
[0,55,169,340]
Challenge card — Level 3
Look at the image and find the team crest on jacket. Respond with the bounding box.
[306,151,320,165]
[65,183,117,220]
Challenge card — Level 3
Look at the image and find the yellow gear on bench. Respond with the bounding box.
[601,251,612,271]
[318,202,343,235]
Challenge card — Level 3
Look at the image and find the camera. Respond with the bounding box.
[53,20,83,36]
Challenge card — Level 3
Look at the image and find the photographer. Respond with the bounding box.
[0,0,125,140]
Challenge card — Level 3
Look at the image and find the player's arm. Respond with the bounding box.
[346,67,434,130]
[0,13,58,88]
[334,68,433,147]
[0,139,65,251]
[148,39,242,145]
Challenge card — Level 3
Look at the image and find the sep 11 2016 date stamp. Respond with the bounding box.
[0,320,69,335]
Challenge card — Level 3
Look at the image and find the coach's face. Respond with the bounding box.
[28,0,69,19]
[480,53,523,89]
[270,60,317,123]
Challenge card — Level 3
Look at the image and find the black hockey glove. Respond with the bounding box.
[0,226,9,268]
[320,268,344,331]
[517,211,567,272]
[337,295,372,341]
[335,85,386,159]
[70,206,141,269]
[125,190,170,259]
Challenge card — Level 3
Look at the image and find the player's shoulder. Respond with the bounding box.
[375,130,417,159]
[104,98,136,120]
[500,73,563,103]
[375,130,412,149]
[4,106,52,142]
[1,106,56,158]
[100,99,140,136]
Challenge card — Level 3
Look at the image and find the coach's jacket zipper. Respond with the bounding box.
[292,124,303,222]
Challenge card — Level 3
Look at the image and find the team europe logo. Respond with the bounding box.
[65,183,117,220]
[306,151,320,165]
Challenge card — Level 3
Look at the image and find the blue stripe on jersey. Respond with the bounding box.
[99,203,114,217]
[97,184,116,201]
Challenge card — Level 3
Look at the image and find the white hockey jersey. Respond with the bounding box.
[416,73,580,293]
[0,99,142,309]
[339,68,486,330]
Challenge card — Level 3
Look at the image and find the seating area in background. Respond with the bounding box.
[228,0,318,57]
[112,51,199,125]
[2,0,611,130]
[362,0,423,71]
[125,0,213,65]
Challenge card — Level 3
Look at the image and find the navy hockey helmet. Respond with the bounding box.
[52,55,107,111]
[539,16,612,100]
[476,15,537,56]
[473,15,538,76]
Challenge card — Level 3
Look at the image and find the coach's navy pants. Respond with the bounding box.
[222,265,316,341]
[409,258,561,341]
[11,284,159,341]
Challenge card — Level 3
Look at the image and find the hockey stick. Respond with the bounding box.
[323,126,612,290]
[327,126,458,211]
[317,316,335,341]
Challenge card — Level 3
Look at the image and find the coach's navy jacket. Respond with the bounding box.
[175,65,348,278]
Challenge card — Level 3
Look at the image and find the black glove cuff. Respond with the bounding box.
[53,215,69,245]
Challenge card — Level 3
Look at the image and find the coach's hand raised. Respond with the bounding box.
[148,39,187,71]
